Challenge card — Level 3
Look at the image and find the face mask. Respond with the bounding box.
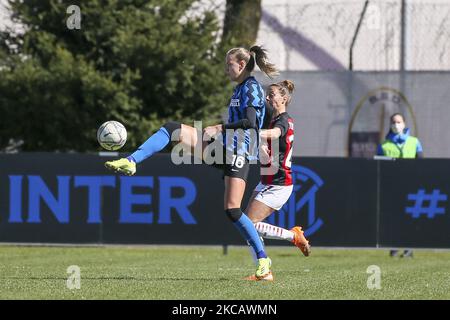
[391,123,405,134]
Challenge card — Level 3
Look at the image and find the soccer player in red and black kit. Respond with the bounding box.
[244,80,310,281]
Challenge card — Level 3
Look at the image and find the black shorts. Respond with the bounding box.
[212,154,250,180]
[205,143,250,181]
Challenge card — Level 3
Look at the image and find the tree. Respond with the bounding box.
[0,0,230,151]
[221,0,262,50]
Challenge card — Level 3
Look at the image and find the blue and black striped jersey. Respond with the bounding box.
[225,76,265,160]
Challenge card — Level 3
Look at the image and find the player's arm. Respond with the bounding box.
[204,107,257,137]
[260,116,289,140]
[222,107,257,130]
[259,127,282,140]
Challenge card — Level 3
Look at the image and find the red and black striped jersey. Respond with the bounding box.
[261,112,294,186]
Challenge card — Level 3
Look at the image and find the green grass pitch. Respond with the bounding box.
[0,245,449,299]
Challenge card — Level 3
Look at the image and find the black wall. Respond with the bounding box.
[0,153,449,248]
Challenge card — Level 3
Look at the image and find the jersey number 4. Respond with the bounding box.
[285,135,294,168]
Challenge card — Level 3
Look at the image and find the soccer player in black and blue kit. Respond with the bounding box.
[105,45,279,280]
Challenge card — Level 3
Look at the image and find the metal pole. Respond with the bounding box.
[349,0,370,70]
[348,0,369,157]
[400,0,406,72]
[400,0,409,132]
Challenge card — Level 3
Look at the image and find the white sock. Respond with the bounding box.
[254,222,294,242]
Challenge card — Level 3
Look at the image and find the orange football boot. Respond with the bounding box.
[244,271,274,282]
[290,226,311,257]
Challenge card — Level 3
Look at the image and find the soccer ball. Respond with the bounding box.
[97,121,127,151]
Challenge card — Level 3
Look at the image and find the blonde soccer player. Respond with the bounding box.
[105,45,278,280]
[244,80,311,281]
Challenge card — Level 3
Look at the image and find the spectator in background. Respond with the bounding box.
[377,113,424,258]
[378,113,423,159]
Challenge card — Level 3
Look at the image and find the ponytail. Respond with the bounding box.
[249,45,279,79]
[280,80,295,94]
[227,45,279,79]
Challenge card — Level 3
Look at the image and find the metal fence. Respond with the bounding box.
[256,70,450,158]
[257,0,450,71]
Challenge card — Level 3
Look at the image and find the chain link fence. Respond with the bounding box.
[257,0,450,71]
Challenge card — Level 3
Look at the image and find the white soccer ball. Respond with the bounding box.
[97,121,127,151]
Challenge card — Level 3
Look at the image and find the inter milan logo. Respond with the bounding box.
[266,165,324,237]
[230,98,240,107]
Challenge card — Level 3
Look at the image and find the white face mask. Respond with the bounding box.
[391,123,405,134]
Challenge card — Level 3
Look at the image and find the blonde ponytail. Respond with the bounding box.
[249,45,279,79]
[226,45,279,79]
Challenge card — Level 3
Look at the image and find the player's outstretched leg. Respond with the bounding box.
[105,158,136,176]
[290,226,311,257]
[105,122,182,175]
[255,222,311,257]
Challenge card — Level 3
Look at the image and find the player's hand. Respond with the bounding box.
[203,125,223,139]
[259,144,271,165]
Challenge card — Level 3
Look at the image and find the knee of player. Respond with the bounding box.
[162,121,182,139]
[224,208,242,222]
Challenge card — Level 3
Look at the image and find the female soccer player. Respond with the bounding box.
[105,45,278,280]
[243,80,311,281]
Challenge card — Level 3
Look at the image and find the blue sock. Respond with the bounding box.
[129,127,170,164]
[233,213,267,259]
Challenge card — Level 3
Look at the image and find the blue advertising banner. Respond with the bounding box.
[0,153,448,248]
[379,159,450,248]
